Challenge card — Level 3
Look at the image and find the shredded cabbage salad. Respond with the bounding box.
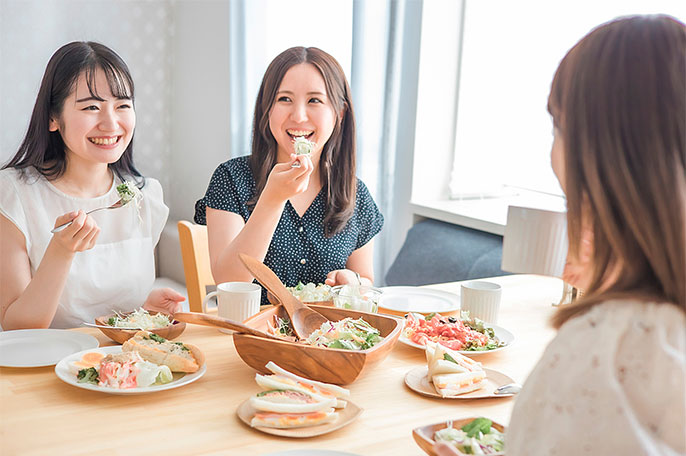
[434,418,505,454]
[287,282,332,302]
[107,308,172,330]
[305,317,383,350]
[331,284,381,313]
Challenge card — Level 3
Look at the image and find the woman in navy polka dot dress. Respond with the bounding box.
[195,47,383,303]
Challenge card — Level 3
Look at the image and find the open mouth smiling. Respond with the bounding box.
[286,130,314,141]
[88,136,122,146]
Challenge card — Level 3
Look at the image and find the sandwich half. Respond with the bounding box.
[432,371,487,397]
[122,331,204,373]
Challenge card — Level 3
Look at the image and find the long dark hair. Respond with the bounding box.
[249,46,357,237]
[548,15,686,327]
[3,41,143,185]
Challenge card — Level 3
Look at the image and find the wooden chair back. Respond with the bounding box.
[177,220,215,312]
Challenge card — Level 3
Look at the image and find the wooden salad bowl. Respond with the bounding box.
[233,304,403,385]
[412,417,506,456]
[94,312,186,345]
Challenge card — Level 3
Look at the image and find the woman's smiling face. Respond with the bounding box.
[50,68,136,168]
[268,63,337,163]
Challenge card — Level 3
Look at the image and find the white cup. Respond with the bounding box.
[202,282,262,333]
[460,281,502,324]
[501,205,568,277]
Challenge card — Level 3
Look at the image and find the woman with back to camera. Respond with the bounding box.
[195,47,383,302]
[0,41,184,330]
[437,14,685,456]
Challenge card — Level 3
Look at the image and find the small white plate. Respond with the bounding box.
[0,329,99,368]
[399,324,515,356]
[378,287,460,316]
[55,346,206,394]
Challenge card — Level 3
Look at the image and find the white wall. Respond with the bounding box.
[168,1,232,222]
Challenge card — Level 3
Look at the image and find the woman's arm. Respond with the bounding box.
[0,211,99,329]
[207,156,314,283]
[325,240,376,286]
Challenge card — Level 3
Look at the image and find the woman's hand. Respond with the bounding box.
[51,210,100,254]
[325,269,362,287]
[261,153,315,205]
[143,288,186,315]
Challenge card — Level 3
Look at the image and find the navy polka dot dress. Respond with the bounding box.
[195,155,384,304]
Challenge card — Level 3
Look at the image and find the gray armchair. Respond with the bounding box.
[385,219,510,286]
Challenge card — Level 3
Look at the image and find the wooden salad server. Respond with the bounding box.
[239,253,328,339]
[174,312,284,341]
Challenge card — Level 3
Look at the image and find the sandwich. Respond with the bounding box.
[249,389,337,413]
[251,409,338,429]
[432,371,487,397]
[425,341,483,377]
[248,362,350,429]
[425,341,486,396]
[122,331,204,373]
[262,361,350,408]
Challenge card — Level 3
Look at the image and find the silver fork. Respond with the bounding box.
[50,198,125,233]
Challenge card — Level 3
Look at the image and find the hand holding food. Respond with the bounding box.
[51,210,100,253]
[249,362,349,429]
[291,136,315,168]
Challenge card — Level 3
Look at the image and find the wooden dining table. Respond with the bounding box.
[0,274,563,456]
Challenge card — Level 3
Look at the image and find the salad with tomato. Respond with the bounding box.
[403,311,505,351]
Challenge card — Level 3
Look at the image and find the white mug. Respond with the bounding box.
[460,281,502,324]
[501,205,568,277]
[202,282,262,333]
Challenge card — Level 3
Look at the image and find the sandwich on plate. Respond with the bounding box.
[425,341,486,397]
[70,351,173,389]
[249,362,350,429]
[122,331,204,373]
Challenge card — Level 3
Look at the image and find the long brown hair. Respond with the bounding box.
[549,15,686,328]
[249,47,357,237]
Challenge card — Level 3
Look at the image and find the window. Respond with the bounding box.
[450,0,685,198]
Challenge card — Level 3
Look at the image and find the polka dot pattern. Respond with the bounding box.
[195,156,384,304]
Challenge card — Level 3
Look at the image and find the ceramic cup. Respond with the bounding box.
[202,282,262,333]
[460,281,502,324]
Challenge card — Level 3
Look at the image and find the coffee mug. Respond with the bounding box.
[460,281,502,324]
[202,282,262,333]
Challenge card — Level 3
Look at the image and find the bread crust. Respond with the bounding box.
[122,331,203,373]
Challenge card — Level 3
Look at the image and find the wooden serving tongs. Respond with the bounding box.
[239,253,328,339]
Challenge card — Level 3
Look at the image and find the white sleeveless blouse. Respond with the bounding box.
[0,167,168,329]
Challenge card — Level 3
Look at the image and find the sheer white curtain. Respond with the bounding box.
[227,0,423,283]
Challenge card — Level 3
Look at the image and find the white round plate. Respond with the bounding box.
[54,346,206,394]
[0,329,99,368]
[378,287,460,315]
[399,324,515,356]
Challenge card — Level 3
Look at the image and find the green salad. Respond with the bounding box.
[434,417,505,454]
[305,317,383,350]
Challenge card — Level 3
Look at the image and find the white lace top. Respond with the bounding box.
[507,300,686,455]
[0,167,168,329]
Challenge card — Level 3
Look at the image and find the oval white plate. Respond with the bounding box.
[55,346,206,394]
[0,329,99,368]
[378,287,460,315]
[399,324,514,356]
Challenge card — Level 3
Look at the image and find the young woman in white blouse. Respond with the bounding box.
[438,14,685,456]
[0,41,184,330]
